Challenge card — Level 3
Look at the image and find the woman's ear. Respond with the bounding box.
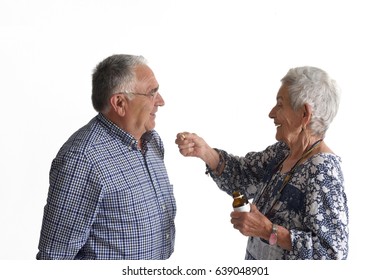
[302,103,312,127]
[109,94,127,117]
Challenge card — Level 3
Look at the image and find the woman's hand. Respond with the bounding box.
[175,132,220,170]
[230,204,273,239]
[175,132,204,158]
[231,204,292,250]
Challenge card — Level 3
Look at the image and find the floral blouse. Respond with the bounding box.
[211,141,349,260]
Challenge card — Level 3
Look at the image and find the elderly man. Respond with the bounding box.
[37,54,176,260]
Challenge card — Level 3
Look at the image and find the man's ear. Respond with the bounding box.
[109,94,127,117]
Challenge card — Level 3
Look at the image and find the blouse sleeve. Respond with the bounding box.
[210,142,288,199]
[288,155,349,259]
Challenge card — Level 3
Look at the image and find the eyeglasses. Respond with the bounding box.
[122,87,159,99]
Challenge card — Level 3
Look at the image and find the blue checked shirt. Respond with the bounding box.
[37,114,176,259]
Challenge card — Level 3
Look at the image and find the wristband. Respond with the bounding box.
[269,224,278,246]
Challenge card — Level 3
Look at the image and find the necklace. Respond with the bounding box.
[280,138,323,179]
[257,139,323,218]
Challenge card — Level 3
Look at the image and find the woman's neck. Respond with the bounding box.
[288,136,322,159]
[281,138,323,174]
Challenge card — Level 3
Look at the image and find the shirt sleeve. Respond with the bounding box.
[288,155,349,259]
[36,151,102,259]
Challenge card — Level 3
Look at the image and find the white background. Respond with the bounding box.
[1,0,389,277]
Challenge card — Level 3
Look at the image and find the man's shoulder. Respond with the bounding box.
[58,115,105,155]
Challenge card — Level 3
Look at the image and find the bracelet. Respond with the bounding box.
[269,224,278,246]
[205,149,225,176]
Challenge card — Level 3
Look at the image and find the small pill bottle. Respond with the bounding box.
[232,191,250,212]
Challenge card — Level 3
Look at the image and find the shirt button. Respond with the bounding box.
[129,140,138,150]
[162,204,166,211]
[166,234,170,239]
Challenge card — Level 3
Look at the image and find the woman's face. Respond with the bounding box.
[268,84,304,146]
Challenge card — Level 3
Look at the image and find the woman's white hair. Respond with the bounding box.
[281,66,341,137]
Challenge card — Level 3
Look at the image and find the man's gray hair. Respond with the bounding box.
[92,54,147,112]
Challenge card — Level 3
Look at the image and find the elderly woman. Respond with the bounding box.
[175,66,349,260]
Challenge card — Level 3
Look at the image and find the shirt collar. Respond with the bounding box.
[97,113,155,150]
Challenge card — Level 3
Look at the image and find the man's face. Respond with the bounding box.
[126,65,165,134]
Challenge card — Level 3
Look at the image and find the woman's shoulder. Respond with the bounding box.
[306,153,343,181]
[266,141,289,154]
[310,152,342,166]
[244,141,288,157]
